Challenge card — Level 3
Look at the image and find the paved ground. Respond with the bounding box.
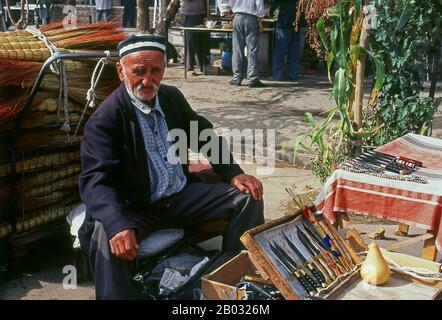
[1,65,441,300]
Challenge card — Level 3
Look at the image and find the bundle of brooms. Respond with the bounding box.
[0,22,126,237]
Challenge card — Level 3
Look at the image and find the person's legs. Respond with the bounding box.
[189,14,206,73]
[87,209,165,299]
[128,3,136,28]
[123,5,129,27]
[102,9,110,23]
[272,27,290,80]
[184,15,198,72]
[287,30,301,80]
[165,182,265,254]
[232,14,247,84]
[88,221,136,300]
[96,10,102,23]
[244,15,260,83]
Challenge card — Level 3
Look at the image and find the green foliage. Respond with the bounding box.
[294,112,350,183]
[365,0,441,145]
[219,41,232,53]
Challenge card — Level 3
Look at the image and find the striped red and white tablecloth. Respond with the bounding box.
[315,133,442,254]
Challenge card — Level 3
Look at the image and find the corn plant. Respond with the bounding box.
[294,0,385,182]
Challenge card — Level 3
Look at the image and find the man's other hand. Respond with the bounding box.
[109,229,139,261]
[231,174,263,201]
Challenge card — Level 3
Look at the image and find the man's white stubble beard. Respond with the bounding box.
[132,82,159,103]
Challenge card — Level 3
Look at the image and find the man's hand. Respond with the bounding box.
[224,12,233,20]
[109,229,139,261]
[231,174,263,201]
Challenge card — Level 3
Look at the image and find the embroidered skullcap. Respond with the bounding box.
[118,34,167,58]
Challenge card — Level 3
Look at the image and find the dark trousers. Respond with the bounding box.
[87,182,264,300]
[123,0,136,28]
[184,14,208,72]
[272,27,301,80]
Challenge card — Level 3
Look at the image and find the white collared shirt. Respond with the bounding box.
[217,0,266,18]
[126,88,164,117]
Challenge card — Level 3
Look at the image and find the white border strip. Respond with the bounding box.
[339,185,442,207]
[119,41,166,56]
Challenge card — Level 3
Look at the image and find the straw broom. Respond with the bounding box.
[0,22,127,62]
[0,164,80,200]
[0,149,80,177]
[0,223,13,238]
[16,201,79,233]
[19,187,79,213]
[14,131,83,151]
[0,59,93,87]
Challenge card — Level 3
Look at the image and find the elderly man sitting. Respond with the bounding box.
[78,34,265,300]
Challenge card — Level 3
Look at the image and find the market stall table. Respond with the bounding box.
[174,26,275,78]
[315,133,442,261]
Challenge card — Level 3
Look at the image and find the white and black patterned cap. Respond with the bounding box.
[118,34,167,58]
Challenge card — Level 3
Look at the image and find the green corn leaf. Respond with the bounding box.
[362,48,385,91]
[333,68,347,111]
[326,52,335,83]
[354,0,362,19]
[335,51,348,69]
[310,109,337,148]
[292,136,302,162]
[305,112,317,128]
[316,18,329,52]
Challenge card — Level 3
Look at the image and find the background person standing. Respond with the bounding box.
[181,0,208,76]
[96,0,112,22]
[269,0,301,81]
[218,0,266,88]
[122,0,136,28]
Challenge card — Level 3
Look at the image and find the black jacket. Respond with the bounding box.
[78,83,243,240]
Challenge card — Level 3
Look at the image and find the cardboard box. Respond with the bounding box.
[202,251,268,300]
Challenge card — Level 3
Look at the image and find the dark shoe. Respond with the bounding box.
[287,76,299,82]
[248,80,266,88]
[229,78,242,86]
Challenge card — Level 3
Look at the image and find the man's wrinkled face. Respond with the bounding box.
[117,50,165,103]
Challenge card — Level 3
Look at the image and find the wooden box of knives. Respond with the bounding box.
[240,208,442,300]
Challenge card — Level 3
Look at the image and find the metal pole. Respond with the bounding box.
[89,0,94,23]
[0,0,8,30]
[153,0,157,28]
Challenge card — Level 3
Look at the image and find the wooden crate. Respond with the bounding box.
[240,211,442,300]
[202,251,269,300]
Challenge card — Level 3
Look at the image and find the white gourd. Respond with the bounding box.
[360,242,391,285]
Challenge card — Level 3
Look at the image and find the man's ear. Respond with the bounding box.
[116,61,125,82]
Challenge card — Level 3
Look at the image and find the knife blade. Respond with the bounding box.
[267,240,316,296]
[271,241,321,291]
[282,232,328,287]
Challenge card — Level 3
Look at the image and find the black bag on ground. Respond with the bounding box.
[132,241,225,300]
